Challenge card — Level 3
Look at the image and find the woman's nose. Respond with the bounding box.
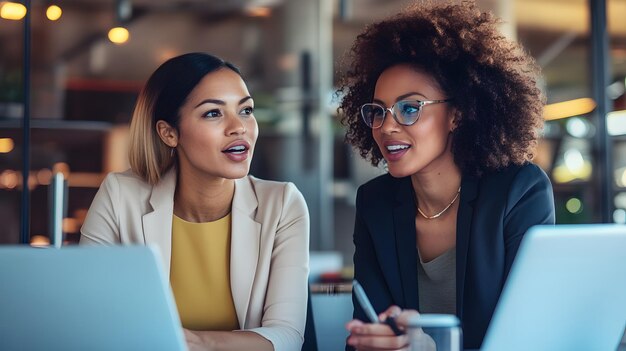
[226,113,246,135]
[379,109,400,134]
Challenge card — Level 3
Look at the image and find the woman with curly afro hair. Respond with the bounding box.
[341,1,555,350]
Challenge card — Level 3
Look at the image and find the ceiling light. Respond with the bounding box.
[0,1,27,20]
[0,138,14,153]
[46,5,62,21]
[544,98,596,121]
[108,27,129,44]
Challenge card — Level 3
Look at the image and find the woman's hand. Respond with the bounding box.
[184,329,215,351]
[346,306,419,351]
[183,328,273,351]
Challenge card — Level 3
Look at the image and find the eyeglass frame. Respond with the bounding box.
[360,98,452,129]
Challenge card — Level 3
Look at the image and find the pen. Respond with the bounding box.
[353,280,404,336]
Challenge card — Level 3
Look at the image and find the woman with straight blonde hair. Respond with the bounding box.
[81,52,310,351]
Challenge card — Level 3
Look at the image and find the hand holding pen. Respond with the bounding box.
[352,280,404,335]
[346,280,420,350]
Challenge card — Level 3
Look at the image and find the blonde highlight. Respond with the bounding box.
[128,88,175,185]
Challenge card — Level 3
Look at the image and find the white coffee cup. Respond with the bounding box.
[407,314,462,351]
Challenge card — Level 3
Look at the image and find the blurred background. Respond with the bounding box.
[1,0,625,269]
[2,1,625,348]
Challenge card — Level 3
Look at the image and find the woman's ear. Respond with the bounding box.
[156,120,178,148]
[448,108,460,132]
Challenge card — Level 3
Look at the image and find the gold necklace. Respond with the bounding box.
[417,186,461,220]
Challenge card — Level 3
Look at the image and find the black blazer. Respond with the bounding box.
[350,163,555,349]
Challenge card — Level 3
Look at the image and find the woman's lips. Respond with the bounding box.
[223,150,249,162]
[383,143,411,162]
[222,141,250,162]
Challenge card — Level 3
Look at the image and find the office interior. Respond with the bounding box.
[1,0,625,348]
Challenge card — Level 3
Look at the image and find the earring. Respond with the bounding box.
[170,148,175,157]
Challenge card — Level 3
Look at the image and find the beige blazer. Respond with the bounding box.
[80,169,310,351]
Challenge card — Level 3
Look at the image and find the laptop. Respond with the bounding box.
[0,245,187,351]
[482,224,626,351]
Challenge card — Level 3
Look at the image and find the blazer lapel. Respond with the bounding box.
[456,175,478,321]
[142,169,176,276]
[230,177,261,329]
[393,177,419,309]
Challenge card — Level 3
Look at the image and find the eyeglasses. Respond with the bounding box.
[360,99,452,129]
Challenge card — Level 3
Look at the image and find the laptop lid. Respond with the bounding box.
[0,245,187,351]
[482,224,626,351]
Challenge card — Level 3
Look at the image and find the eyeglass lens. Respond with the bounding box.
[361,101,422,128]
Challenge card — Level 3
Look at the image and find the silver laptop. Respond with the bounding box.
[482,224,626,351]
[0,245,187,351]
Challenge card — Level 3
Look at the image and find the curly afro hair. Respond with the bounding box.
[338,0,545,177]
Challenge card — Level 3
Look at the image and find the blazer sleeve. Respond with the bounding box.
[347,185,396,351]
[351,185,394,322]
[503,164,555,277]
[248,182,310,351]
[80,173,122,245]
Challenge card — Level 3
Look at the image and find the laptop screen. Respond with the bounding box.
[0,245,187,351]
[482,224,626,351]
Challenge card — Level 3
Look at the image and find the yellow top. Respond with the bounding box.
[170,213,239,331]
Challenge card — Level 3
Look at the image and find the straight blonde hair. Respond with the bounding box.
[128,88,174,185]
